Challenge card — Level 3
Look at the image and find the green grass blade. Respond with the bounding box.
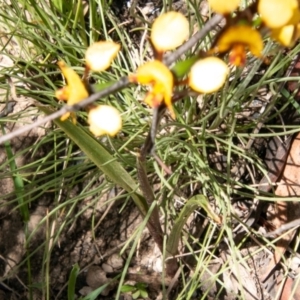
[166,195,207,256]
[72,0,88,47]
[1,125,29,222]
[81,275,120,300]
[51,0,63,12]
[68,263,80,300]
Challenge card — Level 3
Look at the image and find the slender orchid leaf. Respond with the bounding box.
[39,106,148,216]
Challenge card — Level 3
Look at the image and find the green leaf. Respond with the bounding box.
[120,285,135,293]
[140,289,148,298]
[68,263,80,300]
[171,56,199,78]
[166,195,206,256]
[136,282,147,289]
[92,81,116,93]
[39,106,148,217]
[132,290,140,299]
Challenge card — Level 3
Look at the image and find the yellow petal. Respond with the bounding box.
[133,60,172,85]
[151,11,189,52]
[85,41,120,72]
[208,0,240,14]
[61,112,71,122]
[189,57,229,93]
[88,105,122,137]
[292,23,300,43]
[57,61,89,105]
[216,25,263,57]
[130,60,174,117]
[144,92,163,108]
[258,0,300,28]
[271,24,299,46]
[55,86,69,102]
[60,112,77,124]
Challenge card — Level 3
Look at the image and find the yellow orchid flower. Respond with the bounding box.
[214,25,263,66]
[88,105,122,137]
[258,0,300,29]
[55,61,89,123]
[85,41,120,72]
[151,11,189,52]
[129,60,175,118]
[189,57,229,93]
[208,0,240,14]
